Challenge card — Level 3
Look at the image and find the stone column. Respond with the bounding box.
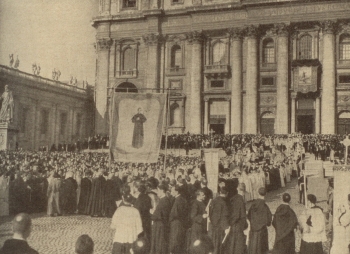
[230,28,243,134]
[204,98,209,134]
[315,96,321,134]
[143,34,161,90]
[95,39,112,136]
[245,26,258,134]
[187,31,203,134]
[276,24,289,134]
[226,98,231,134]
[51,104,57,147]
[291,93,297,133]
[321,21,336,134]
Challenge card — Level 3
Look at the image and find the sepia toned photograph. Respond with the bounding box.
[1,0,350,253]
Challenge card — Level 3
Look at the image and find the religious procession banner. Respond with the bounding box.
[110,93,166,163]
[204,149,219,195]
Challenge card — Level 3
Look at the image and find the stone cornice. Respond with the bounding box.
[143,33,163,46]
[338,21,350,34]
[95,38,113,51]
[186,31,204,44]
[166,34,187,42]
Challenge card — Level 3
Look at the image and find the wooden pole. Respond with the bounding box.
[163,89,171,172]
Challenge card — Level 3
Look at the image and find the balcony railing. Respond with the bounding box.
[204,64,230,74]
[118,69,138,77]
[166,66,186,76]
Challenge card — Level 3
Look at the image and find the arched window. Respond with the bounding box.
[170,103,181,126]
[298,34,312,60]
[262,38,275,63]
[340,34,350,60]
[170,45,182,68]
[115,82,138,93]
[122,47,135,70]
[212,42,225,64]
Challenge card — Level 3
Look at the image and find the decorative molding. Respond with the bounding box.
[96,38,113,51]
[228,28,243,40]
[338,95,350,105]
[260,94,276,106]
[333,165,350,172]
[339,22,350,34]
[244,25,259,39]
[143,33,162,46]
[186,31,204,44]
[166,34,187,42]
[275,23,289,37]
[259,107,276,115]
[321,20,337,35]
[291,92,297,99]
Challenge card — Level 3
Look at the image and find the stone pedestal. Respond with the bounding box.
[0,122,18,150]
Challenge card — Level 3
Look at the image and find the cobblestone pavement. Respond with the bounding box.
[0,155,330,254]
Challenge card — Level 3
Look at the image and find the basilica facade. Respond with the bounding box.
[92,0,350,135]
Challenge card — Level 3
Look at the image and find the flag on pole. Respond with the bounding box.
[109,93,166,163]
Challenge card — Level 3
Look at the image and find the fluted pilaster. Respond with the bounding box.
[143,33,162,90]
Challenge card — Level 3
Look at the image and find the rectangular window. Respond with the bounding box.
[261,77,275,86]
[123,0,136,8]
[340,44,350,60]
[76,114,82,136]
[339,75,350,84]
[263,47,275,63]
[60,112,68,136]
[210,80,224,88]
[40,110,49,135]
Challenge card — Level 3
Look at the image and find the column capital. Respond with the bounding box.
[291,92,297,99]
[143,33,163,46]
[186,31,204,44]
[95,38,113,51]
[244,25,259,39]
[275,23,290,37]
[204,97,209,102]
[165,33,187,43]
[321,20,337,35]
[228,27,244,40]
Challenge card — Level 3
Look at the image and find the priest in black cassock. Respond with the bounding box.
[86,169,106,217]
[104,172,121,218]
[225,183,248,254]
[169,184,188,254]
[61,171,78,214]
[190,189,208,246]
[208,186,230,254]
[272,193,298,254]
[247,187,272,254]
[150,182,172,254]
[77,171,92,214]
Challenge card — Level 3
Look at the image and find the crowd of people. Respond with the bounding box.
[0,133,347,253]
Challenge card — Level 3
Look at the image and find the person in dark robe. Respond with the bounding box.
[225,183,248,254]
[77,171,92,214]
[200,179,213,206]
[132,108,147,149]
[190,189,208,246]
[47,172,62,216]
[0,213,38,254]
[208,186,230,254]
[272,193,298,254]
[61,171,78,214]
[133,180,152,241]
[150,182,172,254]
[147,177,159,214]
[9,172,28,215]
[247,187,272,254]
[169,184,189,254]
[86,169,106,217]
[105,172,121,218]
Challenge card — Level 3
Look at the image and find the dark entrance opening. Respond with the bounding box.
[115,82,138,93]
[260,118,275,135]
[338,113,350,135]
[297,115,314,134]
[210,124,225,135]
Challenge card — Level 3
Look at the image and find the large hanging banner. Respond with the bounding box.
[204,149,219,196]
[110,93,166,163]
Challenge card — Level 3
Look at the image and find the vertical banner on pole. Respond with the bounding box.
[204,149,219,196]
[110,93,166,163]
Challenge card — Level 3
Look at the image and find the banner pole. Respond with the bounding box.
[163,89,170,172]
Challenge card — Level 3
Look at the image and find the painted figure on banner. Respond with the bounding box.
[0,85,14,123]
[132,107,147,149]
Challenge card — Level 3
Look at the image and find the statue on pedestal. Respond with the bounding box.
[0,85,14,123]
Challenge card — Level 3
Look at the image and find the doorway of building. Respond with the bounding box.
[297,115,314,134]
[209,124,225,135]
[260,112,275,135]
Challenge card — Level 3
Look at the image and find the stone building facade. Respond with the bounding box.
[0,65,93,150]
[92,0,350,135]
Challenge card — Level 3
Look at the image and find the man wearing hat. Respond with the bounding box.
[0,213,38,254]
[272,193,298,254]
[247,187,272,254]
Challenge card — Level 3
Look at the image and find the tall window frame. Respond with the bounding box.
[212,41,226,65]
[262,38,275,64]
[122,47,136,71]
[170,44,182,68]
[340,34,350,61]
[298,34,313,60]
